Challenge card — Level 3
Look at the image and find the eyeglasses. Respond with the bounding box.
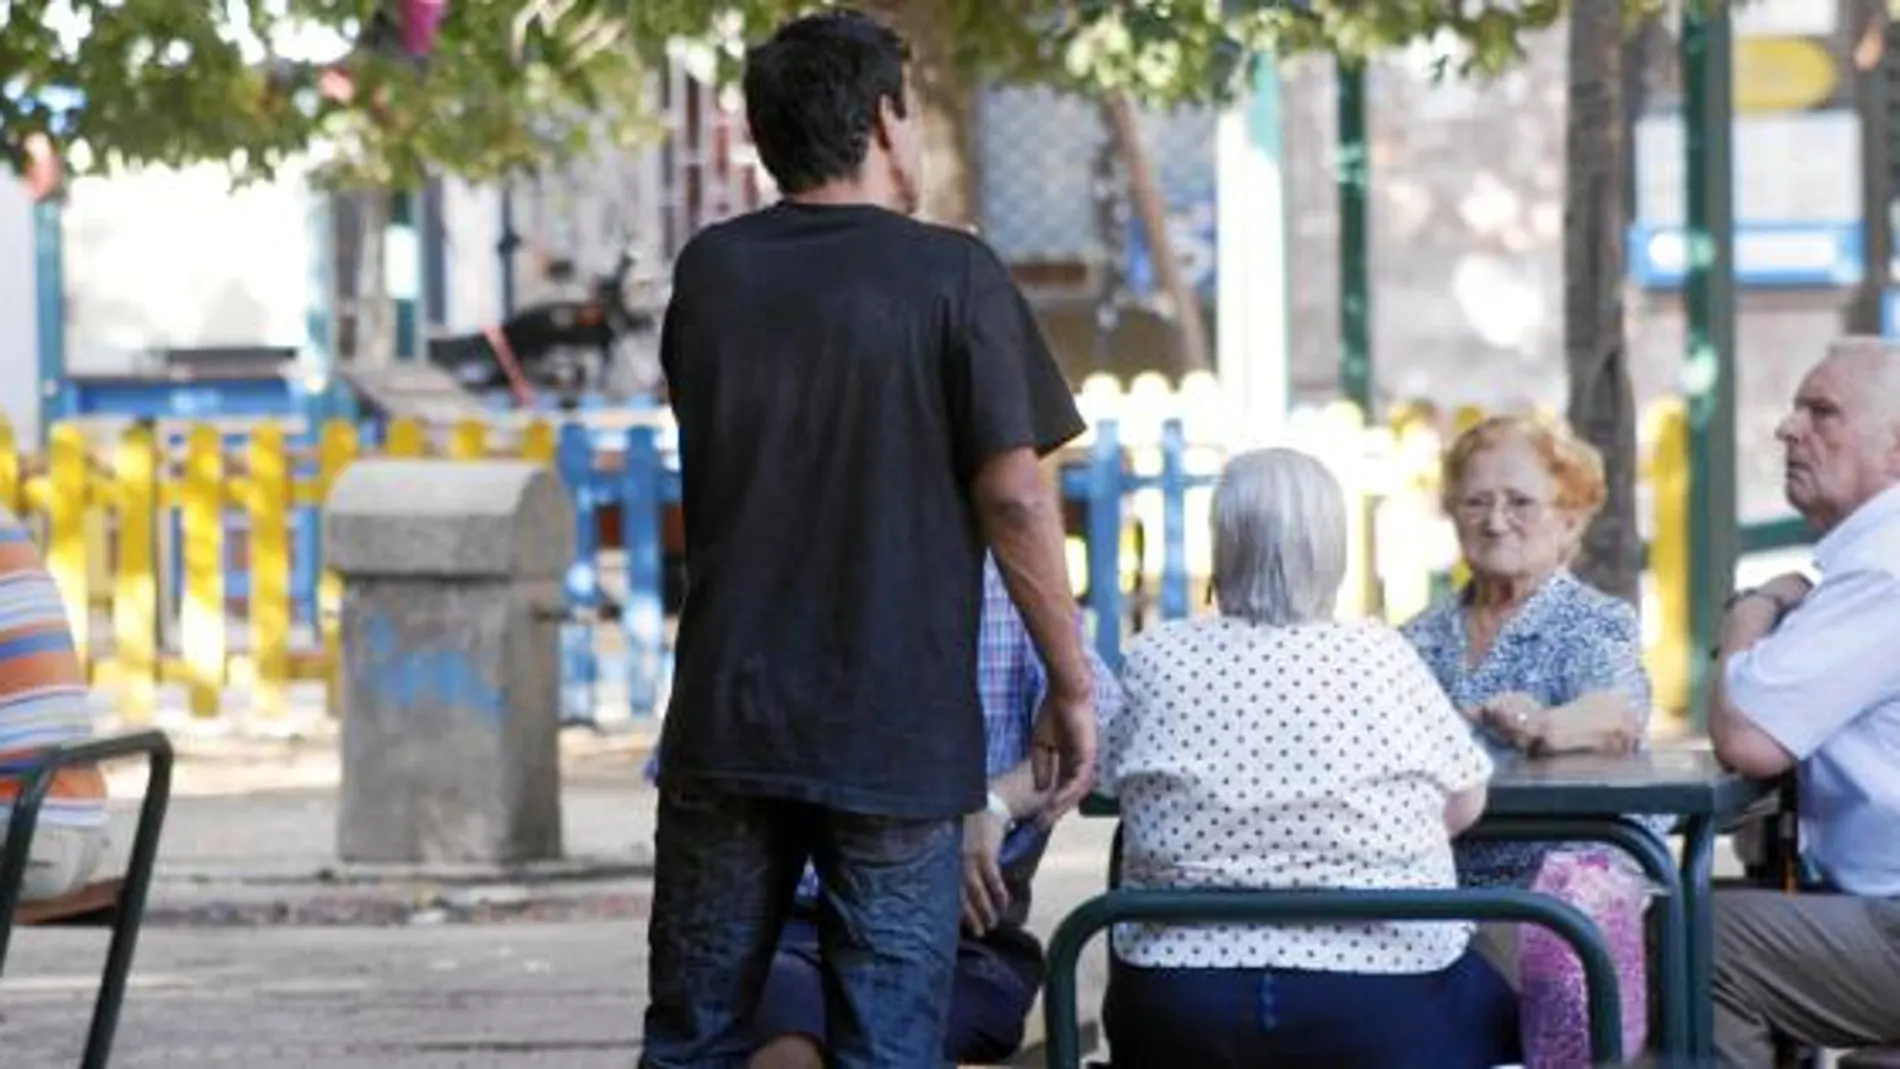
[1452,495,1550,523]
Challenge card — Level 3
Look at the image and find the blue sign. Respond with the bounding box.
[1629,106,1864,291]
[1626,221,1864,289]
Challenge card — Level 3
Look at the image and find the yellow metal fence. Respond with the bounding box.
[0,415,555,725]
[0,391,1723,725]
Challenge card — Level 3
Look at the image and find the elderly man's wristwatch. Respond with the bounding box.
[1722,587,1788,618]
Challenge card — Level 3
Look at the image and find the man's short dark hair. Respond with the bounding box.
[743,9,910,195]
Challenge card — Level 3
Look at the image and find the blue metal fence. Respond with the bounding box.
[125,413,1213,723]
[551,416,1212,722]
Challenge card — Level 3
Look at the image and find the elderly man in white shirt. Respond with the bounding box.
[1708,336,1900,1066]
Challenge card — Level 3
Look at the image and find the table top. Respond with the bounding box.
[1080,747,1772,821]
[1486,748,1770,818]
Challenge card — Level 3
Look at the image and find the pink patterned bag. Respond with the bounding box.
[1518,850,1652,1068]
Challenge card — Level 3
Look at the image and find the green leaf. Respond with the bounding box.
[0,0,1732,184]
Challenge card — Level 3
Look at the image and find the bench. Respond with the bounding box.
[1041,886,1628,1069]
[0,730,174,1069]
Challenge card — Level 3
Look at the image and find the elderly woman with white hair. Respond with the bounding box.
[1096,448,1519,1069]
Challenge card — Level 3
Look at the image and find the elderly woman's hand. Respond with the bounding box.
[1530,690,1644,757]
[1473,691,1545,750]
[1473,690,1645,756]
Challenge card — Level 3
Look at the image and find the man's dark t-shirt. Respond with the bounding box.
[656,202,1084,819]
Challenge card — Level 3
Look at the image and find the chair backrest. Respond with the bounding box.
[1040,886,1625,1069]
[1774,772,1802,892]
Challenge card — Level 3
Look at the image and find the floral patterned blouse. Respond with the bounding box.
[1400,570,1654,886]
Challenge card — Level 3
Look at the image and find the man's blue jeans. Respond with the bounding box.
[640,782,964,1069]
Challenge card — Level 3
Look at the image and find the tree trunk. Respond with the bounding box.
[862,0,975,227]
[352,188,398,366]
[1104,92,1212,375]
[1563,2,1640,602]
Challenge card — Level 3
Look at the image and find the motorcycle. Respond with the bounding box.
[426,246,664,407]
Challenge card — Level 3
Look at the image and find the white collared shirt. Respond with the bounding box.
[1726,482,1900,896]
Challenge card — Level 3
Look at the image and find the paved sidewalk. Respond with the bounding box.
[11,730,1745,1066]
[8,842,1120,1066]
[7,730,1117,1065]
[94,729,657,918]
[8,924,647,1067]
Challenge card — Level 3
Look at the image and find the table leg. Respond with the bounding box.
[1605,819,1690,1062]
[1649,856,1692,1062]
[1680,813,1719,1059]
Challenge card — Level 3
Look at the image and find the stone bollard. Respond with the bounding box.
[323,459,575,865]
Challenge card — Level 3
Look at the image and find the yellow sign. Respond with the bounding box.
[1734,37,1838,112]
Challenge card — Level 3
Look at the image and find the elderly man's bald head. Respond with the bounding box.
[1777,336,1900,531]
[1819,336,1900,418]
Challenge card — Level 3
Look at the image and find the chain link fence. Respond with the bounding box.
[976,84,1217,275]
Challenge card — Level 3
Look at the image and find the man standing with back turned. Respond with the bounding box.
[641,9,1098,1068]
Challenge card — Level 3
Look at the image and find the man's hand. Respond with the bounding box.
[1755,572,1814,614]
[960,806,1010,936]
[1720,572,1812,651]
[1030,683,1096,826]
[1709,572,1811,779]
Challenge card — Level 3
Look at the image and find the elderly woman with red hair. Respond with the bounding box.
[1402,415,1656,897]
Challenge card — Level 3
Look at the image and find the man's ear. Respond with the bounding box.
[872,96,900,152]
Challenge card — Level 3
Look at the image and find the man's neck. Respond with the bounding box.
[787,176,903,213]
[1812,479,1900,564]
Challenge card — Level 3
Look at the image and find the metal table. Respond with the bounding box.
[1081,748,1770,1062]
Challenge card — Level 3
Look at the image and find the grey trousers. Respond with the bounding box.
[1712,890,1900,1067]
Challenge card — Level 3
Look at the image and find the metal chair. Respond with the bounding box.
[0,730,174,1069]
[1042,885,1627,1069]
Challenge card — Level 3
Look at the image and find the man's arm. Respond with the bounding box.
[960,758,1043,935]
[962,636,1120,934]
[1709,570,1899,779]
[953,238,1094,814]
[987,759,1046,820]
[974,448,1096,811]
[974,450,1090,696]
[1709,584,1803,778]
